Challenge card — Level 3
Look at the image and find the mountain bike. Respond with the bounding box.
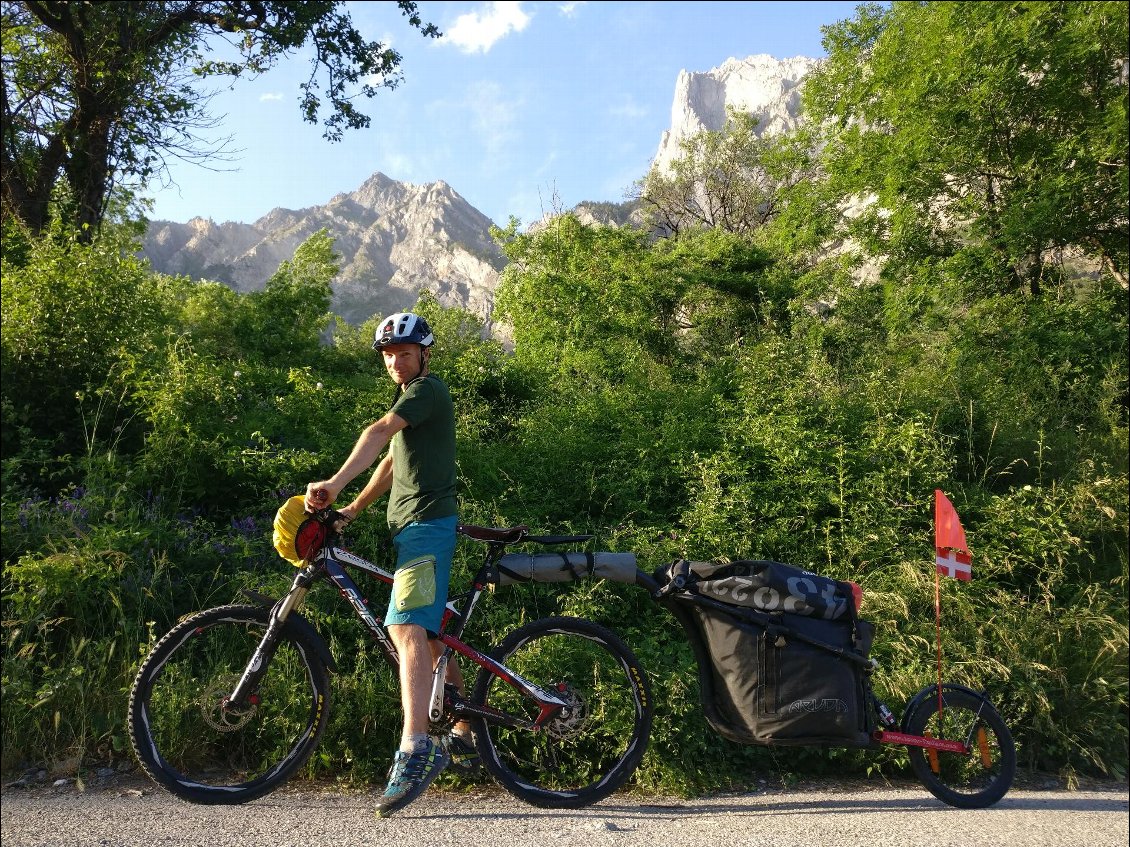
[128,510,654,808]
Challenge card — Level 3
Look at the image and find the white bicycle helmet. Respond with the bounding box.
[372,312,435,350]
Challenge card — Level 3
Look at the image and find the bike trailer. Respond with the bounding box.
[654,558,877,748]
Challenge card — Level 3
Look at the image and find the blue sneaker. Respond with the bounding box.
[375,740,450,818]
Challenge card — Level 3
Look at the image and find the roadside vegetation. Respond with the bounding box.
[3,1,1126,793]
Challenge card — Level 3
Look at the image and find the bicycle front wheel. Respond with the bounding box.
[470,616,653,808]
[128,604,331,804]
[903,687,1016,808]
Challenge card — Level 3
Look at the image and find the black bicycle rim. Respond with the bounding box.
[470,616,652,808]
[904,688,1016,808]
[128,605,330,804]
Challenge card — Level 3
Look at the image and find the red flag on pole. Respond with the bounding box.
[934,489,971,581]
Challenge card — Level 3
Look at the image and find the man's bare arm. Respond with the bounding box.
[305,412,408,510]
[340,453,395,519]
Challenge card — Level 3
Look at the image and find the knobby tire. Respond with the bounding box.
[469,615,653,808]
[128,604,331,804]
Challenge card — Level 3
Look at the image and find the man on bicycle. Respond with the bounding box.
[305,310,468,817]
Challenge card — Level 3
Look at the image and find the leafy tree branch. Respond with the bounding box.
[1,1,440,239]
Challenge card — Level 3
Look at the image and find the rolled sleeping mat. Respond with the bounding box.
[494,551,639,586]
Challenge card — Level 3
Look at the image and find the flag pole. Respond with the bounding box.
[932,488,972,718]
[934,552,944,716]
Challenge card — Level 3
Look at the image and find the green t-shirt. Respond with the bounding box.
[386,374,457,535]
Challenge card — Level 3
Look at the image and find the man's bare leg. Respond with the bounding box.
[391,622,432,742]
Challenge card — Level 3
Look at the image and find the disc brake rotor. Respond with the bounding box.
[545,683,588,739]
[200,675,257,732]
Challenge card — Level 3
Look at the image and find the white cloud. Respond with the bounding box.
[259,92,284,102]
[504,184,553,227]
[360,73,389,88]
[382,151,420,181]
[445,1,531,54]
[602,162,648,202]
[558,2,586,17]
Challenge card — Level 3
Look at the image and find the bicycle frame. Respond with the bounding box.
[226,523,572,733]
[873,729,967,754]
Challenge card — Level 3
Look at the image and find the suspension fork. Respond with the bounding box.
[226,565,318,708]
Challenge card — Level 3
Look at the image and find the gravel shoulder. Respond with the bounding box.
[2,772,1128,847]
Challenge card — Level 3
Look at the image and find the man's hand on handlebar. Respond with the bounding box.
[333,505,358,533]
[304,482,340,513]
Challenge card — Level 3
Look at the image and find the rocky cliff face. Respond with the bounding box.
[142,56,820,326]
[142,173,505,327]
[653,54,819,174]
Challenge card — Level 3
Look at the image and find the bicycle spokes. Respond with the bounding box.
[543,682,588,740]
[200,674,259,732]
[904,689,1016,808]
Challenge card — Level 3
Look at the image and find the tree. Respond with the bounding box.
[803,1,1129,295]
[243,227,338,358]
[0,221,165,476]
[493,213,776,377]
[1,1,439,239]
[634,110,826,240]
[493,213,670,374]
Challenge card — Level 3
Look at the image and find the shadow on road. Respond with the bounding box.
[246,787,1129,821]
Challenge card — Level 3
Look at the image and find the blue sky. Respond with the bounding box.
[145,1,864,229]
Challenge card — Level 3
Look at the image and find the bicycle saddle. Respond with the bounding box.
[458,524,530,543]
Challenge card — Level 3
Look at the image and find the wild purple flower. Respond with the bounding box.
[231,516,257,536]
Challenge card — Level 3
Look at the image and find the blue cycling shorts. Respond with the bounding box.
[386,514,457,636]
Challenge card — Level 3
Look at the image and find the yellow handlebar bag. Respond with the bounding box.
[273,495,311,566]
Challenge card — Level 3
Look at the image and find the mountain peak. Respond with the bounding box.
[655,54,820,173]
[141,55,820,332]
[141,172,503,326]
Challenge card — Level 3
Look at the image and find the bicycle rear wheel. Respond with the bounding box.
[470,616,653,808]
[128,604,331,804]
[903,686,1016,808]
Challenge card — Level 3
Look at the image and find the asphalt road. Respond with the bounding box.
[2,773,1128,847]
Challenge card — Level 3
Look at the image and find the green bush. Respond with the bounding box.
[2,207,1125,793]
